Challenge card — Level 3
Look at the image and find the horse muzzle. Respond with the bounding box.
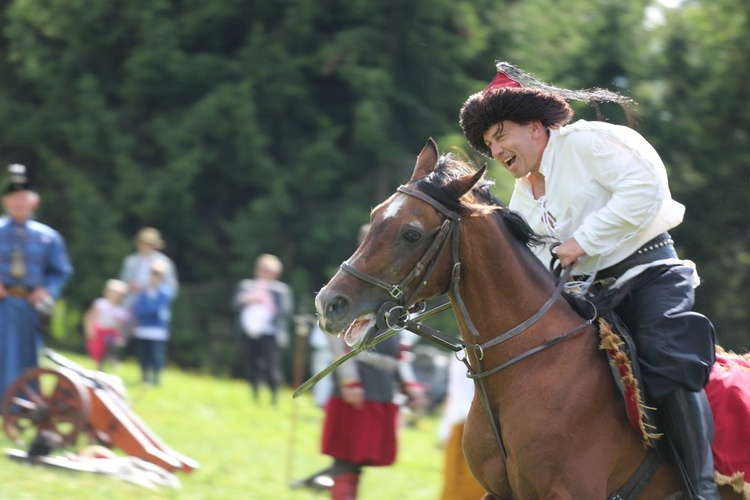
[316,285,408,347]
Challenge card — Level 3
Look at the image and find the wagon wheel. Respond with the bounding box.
[1,367,91,449]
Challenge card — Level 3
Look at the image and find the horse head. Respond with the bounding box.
[315,138,486,346]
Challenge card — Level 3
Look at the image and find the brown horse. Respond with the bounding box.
[314,139,743,499]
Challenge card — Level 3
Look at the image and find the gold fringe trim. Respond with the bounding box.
[597,317,662,446]
[715,470,750,499]
[715,345,750,374]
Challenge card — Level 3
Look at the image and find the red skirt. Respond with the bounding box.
[86,327,119,363]
[321,397,398,466]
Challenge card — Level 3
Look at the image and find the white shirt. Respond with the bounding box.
[134,326,169,341]
[92,298,130,329]
[509,120,685,276]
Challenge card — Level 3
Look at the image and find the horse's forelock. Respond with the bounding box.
[414,153,497,211]
[414,153,547,249]
[415,153,491,210]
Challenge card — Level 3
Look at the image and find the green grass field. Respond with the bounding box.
[0,353,444,499]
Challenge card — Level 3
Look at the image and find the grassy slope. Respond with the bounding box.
[0,353,444,499]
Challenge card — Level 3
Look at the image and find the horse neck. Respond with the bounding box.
[450,215,588,365]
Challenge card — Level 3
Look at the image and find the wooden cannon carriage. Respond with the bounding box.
[0,349,198,473]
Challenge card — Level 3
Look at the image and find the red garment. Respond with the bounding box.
[705,351,750,487]
[86,326,119,363]
[321,397,398,466]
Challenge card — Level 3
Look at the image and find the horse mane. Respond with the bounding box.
[414,153,548,249]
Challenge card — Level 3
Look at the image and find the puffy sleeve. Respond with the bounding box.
[572,130,668,257]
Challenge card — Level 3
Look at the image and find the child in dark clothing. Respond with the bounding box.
[131,260,174,385]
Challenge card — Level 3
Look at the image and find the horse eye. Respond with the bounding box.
[402,229,422,243]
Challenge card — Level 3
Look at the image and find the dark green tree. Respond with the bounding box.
[631,0,750,349]
[0,0,503,370]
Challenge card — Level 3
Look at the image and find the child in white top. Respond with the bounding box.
[84,279,130,371]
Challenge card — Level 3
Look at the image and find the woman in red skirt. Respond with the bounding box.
[296,330,425,500]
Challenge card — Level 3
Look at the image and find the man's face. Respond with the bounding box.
[482,120,546,179]
[2,190,38,222]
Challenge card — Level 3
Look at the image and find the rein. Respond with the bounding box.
[339,184,595,462]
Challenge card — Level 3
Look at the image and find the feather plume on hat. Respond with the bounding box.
[460,61,636,158]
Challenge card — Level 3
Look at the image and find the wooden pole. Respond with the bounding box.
[286,313,315,486]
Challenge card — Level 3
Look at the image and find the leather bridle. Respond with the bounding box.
[339,183,595,462]
[340,185,483,345]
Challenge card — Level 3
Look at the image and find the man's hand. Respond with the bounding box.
[403,383,428,413]
[0,283,7,299]
[341,384,365,409]
[28,287,50,308]
[554,238,586,269]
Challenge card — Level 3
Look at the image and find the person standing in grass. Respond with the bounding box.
[0,164,73,398]
[84,279,130,372]
[119,227,179,306]
[292,225,426,500]
[131,259,175,386]
[233,253,293,406]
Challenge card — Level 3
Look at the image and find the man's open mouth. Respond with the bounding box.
[504,154,517,168]
[343,313,376,347]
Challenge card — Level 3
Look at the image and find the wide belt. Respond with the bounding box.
[4,285,32,298]
[596,233,677,281]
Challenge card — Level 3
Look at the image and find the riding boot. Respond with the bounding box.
[330,472,360,500]
[658,388,720,500]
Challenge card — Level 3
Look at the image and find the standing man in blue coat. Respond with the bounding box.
[0,164,73,398]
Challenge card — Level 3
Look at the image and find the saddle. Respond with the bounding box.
[562,292,660,446]
[597,311,661,446]
[567,293,750,497]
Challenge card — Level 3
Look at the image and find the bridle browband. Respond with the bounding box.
[339,182,595,462]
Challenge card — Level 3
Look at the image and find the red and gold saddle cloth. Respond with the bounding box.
[599,318,750,498]
[706,348,750,497]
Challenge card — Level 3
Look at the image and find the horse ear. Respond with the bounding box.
[410,138,439,182]
[456,164,487,197]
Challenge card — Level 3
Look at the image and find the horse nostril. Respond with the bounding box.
[326,295,349,318]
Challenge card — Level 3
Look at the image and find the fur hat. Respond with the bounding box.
[459,61,634,158]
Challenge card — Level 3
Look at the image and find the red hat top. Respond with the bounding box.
[484,69,522,91]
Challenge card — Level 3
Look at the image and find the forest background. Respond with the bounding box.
[0,0,747,378]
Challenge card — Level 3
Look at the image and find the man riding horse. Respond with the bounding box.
[459,61,718,499]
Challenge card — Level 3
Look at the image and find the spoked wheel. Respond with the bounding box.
[1,367,91,449]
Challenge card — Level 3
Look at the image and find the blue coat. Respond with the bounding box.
[0,217,73,398]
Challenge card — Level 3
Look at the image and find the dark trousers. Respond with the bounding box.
[612,264,715,400]
[609,264,718,497]
[135,338,167,384]
[242,334,281,402]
